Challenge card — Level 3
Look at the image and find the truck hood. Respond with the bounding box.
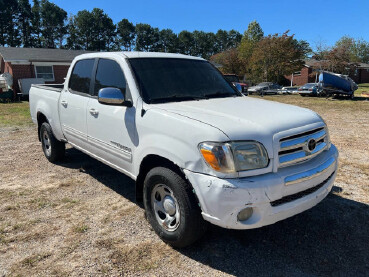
[152,96,321,150]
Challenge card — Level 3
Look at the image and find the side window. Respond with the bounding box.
[94,59,126,95]
[69,59,95,95]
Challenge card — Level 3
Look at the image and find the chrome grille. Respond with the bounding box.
[278,127,328,167]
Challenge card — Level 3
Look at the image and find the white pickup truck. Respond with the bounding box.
[30,52,338,247]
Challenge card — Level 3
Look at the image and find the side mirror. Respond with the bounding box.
[98,87,132,107]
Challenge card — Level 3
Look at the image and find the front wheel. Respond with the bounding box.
[40,122,65,162]
[143,167,207,248]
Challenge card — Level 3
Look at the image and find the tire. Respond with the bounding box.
[143,167,207,248]
[40,122,65,162]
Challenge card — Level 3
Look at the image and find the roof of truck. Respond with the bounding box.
[76,51,204,61]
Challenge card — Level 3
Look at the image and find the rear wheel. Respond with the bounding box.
[143,167,207,248]
[40,122,65,162]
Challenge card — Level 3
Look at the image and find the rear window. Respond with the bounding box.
[69,59,95,94]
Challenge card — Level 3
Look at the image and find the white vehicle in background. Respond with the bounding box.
[29,52,339,247]
[278,86,300,94]
[298,83,319,97]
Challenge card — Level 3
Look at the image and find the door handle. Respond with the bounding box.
[61,100,68,107]
[89,108,99,116]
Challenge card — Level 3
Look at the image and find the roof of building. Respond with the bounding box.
[0,47,93,63]
[304,58,369,69]
[0,48,203,63]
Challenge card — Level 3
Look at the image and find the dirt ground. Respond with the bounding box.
[0,95,368,276]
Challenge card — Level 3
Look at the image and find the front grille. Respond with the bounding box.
[278,127,328,167]
[270,171,335,207]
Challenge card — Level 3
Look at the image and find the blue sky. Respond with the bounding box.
[53,0,369,49]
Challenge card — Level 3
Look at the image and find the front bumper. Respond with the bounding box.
[184,144,338,230]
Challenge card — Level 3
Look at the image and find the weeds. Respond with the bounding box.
[72,224,89,234]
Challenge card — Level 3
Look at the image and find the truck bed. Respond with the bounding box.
[29,83,65,141]
[31,84,64,93]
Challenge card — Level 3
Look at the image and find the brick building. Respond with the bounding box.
[0,47,91,94]
[286,59,369,86]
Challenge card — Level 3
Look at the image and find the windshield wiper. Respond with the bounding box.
[204,92,238,99]
[149,94,208,104]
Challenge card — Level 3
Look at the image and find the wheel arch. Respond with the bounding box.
[135,154,189,202]
[37,112,49,141]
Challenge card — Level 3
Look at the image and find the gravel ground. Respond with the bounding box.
[0,96,368,276]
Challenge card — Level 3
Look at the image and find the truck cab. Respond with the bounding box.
[30,52,338,247]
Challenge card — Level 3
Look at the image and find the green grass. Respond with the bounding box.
[0,102,32,127]
[355,83,369,96]
[72,224,89,234]
[21,253,51,267]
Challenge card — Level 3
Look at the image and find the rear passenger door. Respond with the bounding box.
[86,58,137,176]
[59,59,95,149]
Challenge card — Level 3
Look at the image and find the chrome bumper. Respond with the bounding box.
[284,156,336,186]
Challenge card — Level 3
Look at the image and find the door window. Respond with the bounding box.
[94,59,126,95]
[69,59,95,94]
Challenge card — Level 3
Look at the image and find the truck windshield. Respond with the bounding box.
[129,58,241,103]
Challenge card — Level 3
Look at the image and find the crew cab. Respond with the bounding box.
[30,52,339,247]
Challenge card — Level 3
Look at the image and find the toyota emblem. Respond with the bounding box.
[307,138,317,152]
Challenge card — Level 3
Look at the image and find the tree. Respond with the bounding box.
[325,44,352,74]
[215,29,229,52]
[210,48,244,75]
[312,38,330,61]
[335,36,369,64]
[249,31,308,83]
[135,23,160,51]
[238,20,264,77]
[227,30,242,48]
[0,0,20,46]
[117,19,135,51]
[239,21,264,59]
[66,15,82,49]
[40,0,67,48]
[31,0,42,47]
[243,20,264,42]
[192,31,217,59]
[354,39,369,64]
[67,8,116,51]
[17,0,33,47]
[178,30,194,55]
[292,39,311,58]
[90,8,116,51]
[158,29,178,53]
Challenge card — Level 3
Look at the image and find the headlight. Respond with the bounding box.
[324,125,331,149]
[199,141,269,173]
[198,142,235,173]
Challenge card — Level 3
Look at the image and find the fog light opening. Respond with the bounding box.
[237,207,253,222]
